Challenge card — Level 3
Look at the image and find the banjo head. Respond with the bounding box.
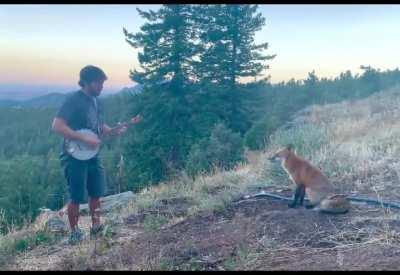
[66,129,99,160]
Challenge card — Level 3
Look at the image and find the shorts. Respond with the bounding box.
[60,152,106,204]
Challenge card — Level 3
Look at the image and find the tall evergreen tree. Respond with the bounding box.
[122,5,202,186]
[195,4,276,89]
[123,4,200,91]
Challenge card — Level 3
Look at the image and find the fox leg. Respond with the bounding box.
[299,185,306,206]
[288,184,305,208]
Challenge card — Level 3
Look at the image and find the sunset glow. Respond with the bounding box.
[1,4,400,94]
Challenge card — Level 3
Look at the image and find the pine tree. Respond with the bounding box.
[122,5,203,186]
[195,4,276,89]
[123,4,200,92]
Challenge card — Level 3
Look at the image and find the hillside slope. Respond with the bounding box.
[3,85,400,270]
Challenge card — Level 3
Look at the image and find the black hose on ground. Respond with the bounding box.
[238,191,400,210]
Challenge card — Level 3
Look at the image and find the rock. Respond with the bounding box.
[34,209,69,233]
[61,191,136,215]
[45,214,69,233]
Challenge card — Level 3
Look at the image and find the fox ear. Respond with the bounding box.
[287,144,294,151]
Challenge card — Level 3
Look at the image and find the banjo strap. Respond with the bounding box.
[93,97,102,136]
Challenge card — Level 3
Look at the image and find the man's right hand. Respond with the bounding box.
[52,117,101,150]
[80,134,101,149]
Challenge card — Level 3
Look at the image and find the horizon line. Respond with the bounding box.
[1,64,399,94]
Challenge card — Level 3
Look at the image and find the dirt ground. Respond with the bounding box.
[6,189,400,271]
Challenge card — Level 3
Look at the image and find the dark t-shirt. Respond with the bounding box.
[56,90,104,153]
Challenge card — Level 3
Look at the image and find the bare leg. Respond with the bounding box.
[67,201,80,230]
[89,197,101,227]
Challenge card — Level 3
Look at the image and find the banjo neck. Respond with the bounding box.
[101,114,142,139]
[106,120,135,137]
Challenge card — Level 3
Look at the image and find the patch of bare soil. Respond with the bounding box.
[8,191,400,270]
[124,196,193,224]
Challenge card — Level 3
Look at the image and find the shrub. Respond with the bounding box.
[186,123,245,178]
[244,115,281,150]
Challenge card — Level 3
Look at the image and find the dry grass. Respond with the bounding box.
[119,161,267,220]
[262,85,400,198]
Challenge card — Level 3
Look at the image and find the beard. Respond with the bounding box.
[92,90,101,97]
[88,87,102,97]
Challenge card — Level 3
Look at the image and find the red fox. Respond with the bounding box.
[268,144,350,214]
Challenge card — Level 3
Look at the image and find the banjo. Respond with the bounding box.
[65,114,142,160]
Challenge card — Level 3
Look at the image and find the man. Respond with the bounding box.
[52,65,132,244]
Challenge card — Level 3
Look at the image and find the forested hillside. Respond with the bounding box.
[5,82,400,271]
[1,65,399,234]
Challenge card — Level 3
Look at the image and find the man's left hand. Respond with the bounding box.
[131,114,143,124]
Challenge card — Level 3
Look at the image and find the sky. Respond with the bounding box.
[1,4,400,95]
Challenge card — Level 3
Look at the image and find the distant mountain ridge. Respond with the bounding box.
[0,84,76,101]
[0,84,143,108]
[0,92,69,108]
